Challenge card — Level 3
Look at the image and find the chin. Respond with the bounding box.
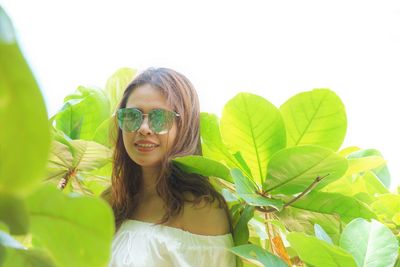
[133,158,162,167]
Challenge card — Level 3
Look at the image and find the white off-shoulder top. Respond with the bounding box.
[108,219,236,267]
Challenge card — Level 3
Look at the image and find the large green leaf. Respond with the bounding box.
[200,112,252,178]
[104,67,136,113]
[26,184,114,267]
[265,145,348,194]
[0,194,29,235]
[287,232,358,267]
[340,218,399,267]
[55,86,110,140]
[280,88,347,151]
[231,169,284,210]
[233,205,254,245]
[288,191,376,222]
[173,155,233,183]
[230,244,288,267]
[0,7,50,193]
[220,93,286,185]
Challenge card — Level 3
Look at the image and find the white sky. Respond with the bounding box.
[2,0,400,188]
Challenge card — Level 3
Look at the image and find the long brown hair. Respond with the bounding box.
[101,67,231,233]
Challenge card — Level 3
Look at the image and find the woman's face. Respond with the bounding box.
[122,84,178,167]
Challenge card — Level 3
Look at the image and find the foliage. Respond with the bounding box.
[0,7,114,267]
[1,5,399,267]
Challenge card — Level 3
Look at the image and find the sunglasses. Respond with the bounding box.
[116,108,180,134]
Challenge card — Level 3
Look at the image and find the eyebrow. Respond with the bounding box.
[125,107,169,111]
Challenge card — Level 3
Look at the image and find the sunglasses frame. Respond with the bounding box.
[116,107,180,134]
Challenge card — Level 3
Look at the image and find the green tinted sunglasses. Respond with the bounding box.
[117,108,180,134]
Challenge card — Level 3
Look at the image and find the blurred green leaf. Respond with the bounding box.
[104,67,136,113]
[26,184,114,267]
[0,194,29,235]
[55,86,110,140]
[280,88,347,151]
[92,117,114,148]
[0,6,50,194]
[2,247,57,267]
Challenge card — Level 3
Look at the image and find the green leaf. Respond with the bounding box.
[230,244,289,267]
[233,205,254,245]
[0,194,29,235]
[345,156,386,177]
[173,155,233,183]
[278,206,342,245]
[338,146,361,157]
[220,93,286,185]
[340,218,399,267]
[26,184,114,267]
[347,149,391,188]
[287,232,358,267]
[46,140,112,183]
[0,7,51,194]
[200,112,252,178]
[265,145,348,194]
[289,191,376,222]
[70,140,112,171]
[92,117,115,148]
[0,230,25,249]
[323,171,389,197]
[370,194,400,225]
[280,88,347,151]
[55,86,110,140]
[231,169,284,210]
[314,224,333,245]
[2,247,56,267]
[104,67,136,113]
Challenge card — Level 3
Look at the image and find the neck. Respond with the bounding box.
[140,166,160,197]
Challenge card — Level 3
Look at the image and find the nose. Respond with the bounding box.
[138,114,154,135]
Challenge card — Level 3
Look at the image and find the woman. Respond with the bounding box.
[102,67,236,267]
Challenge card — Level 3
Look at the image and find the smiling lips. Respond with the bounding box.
[135,141,159,153]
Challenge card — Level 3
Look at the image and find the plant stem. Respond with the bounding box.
[256,173,330,213]
[57,168,77,190]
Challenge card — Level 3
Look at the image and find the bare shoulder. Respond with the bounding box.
[181,192,231,236]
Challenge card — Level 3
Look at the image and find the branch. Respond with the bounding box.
[255,173,330,213]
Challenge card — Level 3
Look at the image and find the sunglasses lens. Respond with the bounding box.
[149,109,175,134]
[117,108,142,132]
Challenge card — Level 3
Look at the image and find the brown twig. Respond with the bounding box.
[255,173,330,213]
